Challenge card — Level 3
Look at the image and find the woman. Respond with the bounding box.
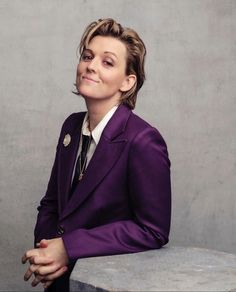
[22,18,171,291]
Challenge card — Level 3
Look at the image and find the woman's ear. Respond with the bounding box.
[120,74,137,92]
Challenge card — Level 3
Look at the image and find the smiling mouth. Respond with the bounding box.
[82,76,99,83]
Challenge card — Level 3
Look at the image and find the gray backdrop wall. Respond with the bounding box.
[0,0,235,290]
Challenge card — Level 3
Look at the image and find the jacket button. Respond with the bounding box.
[57,225,65,235]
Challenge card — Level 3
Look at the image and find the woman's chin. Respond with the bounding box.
[78,88,98,100]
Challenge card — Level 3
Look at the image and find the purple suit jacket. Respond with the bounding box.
[34,104,171,289]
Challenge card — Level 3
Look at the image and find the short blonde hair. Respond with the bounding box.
[78,18,146,109]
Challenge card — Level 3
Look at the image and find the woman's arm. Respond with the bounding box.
[34,148,59,245]
[33,114,70,245]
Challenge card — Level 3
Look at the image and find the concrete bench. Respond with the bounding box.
[70,246,236,291]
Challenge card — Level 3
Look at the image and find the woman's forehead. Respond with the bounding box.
[86,36,127,58]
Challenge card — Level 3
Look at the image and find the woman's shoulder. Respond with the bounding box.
[63,112,86,126]
[128,112,170,162]
[127,112,166,145]
[129,111,153,129]
[61,111,86,131]
[129,111,165,140]
[63,111,86,123]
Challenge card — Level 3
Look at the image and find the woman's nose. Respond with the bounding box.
[87,58,98,72]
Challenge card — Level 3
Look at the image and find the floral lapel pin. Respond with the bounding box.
[63,134,71,147]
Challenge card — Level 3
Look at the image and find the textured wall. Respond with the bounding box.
[0,0,235,290]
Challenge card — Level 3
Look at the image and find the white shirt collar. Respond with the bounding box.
[81,105,118,145]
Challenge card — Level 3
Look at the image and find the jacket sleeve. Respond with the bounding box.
[62,127,171,261]
[34,117,68,245]
[34,143,60,245]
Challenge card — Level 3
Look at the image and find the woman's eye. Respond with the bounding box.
[103,60,113,66]
[81,54,92,61]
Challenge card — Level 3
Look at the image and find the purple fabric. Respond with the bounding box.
[34,104,171,290]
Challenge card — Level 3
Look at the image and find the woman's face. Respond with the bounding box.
[76,36,133,103]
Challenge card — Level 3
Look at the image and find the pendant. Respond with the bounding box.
[79,174,83,181]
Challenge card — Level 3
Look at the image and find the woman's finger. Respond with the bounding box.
[29,255,54,265]
[43,266,68,281]
[22,249,39,264]
[36,263,61,276]
[31,274,44,287]
[39,239,49,248]
[24,264,40,281]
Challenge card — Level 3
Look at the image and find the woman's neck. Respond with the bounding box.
[85,98,119,131]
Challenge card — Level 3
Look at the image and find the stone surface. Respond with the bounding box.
[70,246,236,291]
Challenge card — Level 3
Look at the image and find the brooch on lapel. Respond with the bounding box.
[63,134,71,147]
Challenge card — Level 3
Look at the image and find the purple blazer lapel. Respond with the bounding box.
[58,113,86,213]
[60,105,131,220]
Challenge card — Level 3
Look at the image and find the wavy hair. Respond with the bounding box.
[76,18,146,109]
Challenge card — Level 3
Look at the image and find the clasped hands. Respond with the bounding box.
[22,238,69,289]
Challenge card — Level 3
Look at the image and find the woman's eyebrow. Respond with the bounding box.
[84,48,118,60]
[104,51,118,59]
[83,48,93,54]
